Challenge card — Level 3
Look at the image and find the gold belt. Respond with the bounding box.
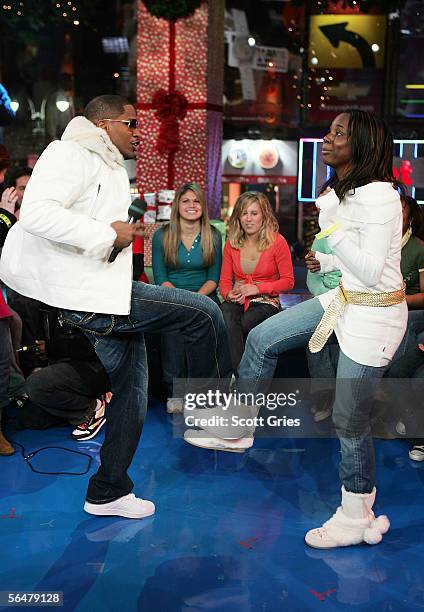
[308,282,406,354]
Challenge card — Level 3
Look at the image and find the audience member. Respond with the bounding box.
[20,304,110,439]
[152,182,222,412]
[1,165,32,219]
[219,191,294,374]
[384,343,424,460]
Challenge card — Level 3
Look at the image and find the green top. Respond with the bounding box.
[401,234,424,295]
[152,225,222,292]
[306,236,342,296]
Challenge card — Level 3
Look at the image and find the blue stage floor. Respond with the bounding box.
[1,400,424,611]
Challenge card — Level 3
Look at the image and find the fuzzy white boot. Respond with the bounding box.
[305,486,390,549]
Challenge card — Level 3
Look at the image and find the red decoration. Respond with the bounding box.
[151,89,188,154]
[137,1,224,217]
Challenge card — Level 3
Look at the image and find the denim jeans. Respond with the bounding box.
[385,345,424,445]
[161,291,221,396]
[62,281,232,503]
[0,318,10,410]
[238,297,386,494]
[393,309,424,358]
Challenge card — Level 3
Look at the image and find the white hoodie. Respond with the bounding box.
[0,116,133,314]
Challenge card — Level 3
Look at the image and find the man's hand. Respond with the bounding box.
[1,187,18,214]
[305,250,321,273]
[35,340,46,355]
[111,220,144,249]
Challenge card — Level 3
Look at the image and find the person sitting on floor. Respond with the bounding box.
[152,182,222,413]
[219,191,294,375]
[19,304,111,441]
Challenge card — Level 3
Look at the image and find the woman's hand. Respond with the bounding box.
[316,187,338,231]
[305,250,321,273]
[227,288,245,305]
[238,283,260,297]
[317,186,332,199]
[1,187,18,214]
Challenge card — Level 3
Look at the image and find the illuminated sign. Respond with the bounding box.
[298,138,424,204]
[309,15,386,69]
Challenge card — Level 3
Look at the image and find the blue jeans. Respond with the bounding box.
[161,291,221,395]
[0,318,10,410]
[394,309,424,357]
[238,297,386,493]
[62,281,232,503]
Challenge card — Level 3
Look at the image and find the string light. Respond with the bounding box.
[0,0,80,21]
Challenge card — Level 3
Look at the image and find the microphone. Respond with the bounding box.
[108,198,147,263]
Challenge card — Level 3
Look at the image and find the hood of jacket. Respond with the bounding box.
[61,115,125,170]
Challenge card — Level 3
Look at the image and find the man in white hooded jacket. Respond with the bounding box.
[0,95,232,518]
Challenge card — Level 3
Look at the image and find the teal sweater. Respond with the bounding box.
[306,236,342,296]
[152,225,222,291]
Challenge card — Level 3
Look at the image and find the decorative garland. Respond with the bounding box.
[143,0,202,21]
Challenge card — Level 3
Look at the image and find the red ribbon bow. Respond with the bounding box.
[152,89,188,154]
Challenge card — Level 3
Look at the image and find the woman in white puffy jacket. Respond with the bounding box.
[186,110,408,550]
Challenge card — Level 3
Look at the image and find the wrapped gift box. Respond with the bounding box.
[137,0,224,218]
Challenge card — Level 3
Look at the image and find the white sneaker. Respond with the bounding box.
[409,445,424,461]
[166,398,184,414]
[396,421,406,436]
[84,494,155,519]
[313,407,332,422]
[184,429,254,453]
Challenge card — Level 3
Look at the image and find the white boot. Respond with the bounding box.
[305,486,390,549]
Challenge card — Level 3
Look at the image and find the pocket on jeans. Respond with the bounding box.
[61,310,95,326]
[61,310,115,336]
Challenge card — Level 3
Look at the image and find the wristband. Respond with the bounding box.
[0,213,12,228]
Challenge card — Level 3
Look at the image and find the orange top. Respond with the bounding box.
[219,233,294,311]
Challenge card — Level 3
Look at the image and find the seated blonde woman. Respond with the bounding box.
[152,182,222,412]
[220,191,294,374]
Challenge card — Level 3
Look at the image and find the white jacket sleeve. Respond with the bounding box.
[19,141,117,257]
[315,251,341,273]
[327,221,394,287]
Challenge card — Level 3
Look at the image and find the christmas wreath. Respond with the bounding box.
[143,0,202,21]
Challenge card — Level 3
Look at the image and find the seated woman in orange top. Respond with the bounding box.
[220,191,294,373]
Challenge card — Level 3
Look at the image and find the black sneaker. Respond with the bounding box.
[71,398,106,441]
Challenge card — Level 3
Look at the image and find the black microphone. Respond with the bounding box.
[108,198,147,263]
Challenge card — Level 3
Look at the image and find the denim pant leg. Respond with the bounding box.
[161,331,186,396]
[63,282,232,502]
[333,351,386,494]
[0,319,10,409]
[393,309,424,358]
[86,330,148,503]
[238,297,324,393]
[127,282,232,385]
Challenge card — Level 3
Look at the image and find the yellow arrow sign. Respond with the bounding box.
[309,15,386,69]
